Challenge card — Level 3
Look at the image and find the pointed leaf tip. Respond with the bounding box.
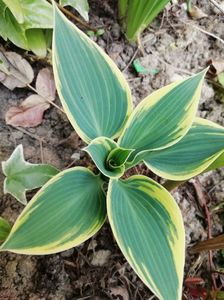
[118,69,207,163]
[1,167,106,254]
[142,117,224,180]
[108,176,185,300]
[52,8,132,143]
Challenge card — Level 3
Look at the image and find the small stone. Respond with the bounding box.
[71,152,80,160]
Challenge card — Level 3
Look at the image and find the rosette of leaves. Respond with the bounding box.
[0,0,89,56]
[1,7,224,300]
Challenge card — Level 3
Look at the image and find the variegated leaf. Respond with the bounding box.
[0,167,106,254]
[108,176,185,300]
[142,118,224,180]
[53,6,132,143]
[118,70,207,161]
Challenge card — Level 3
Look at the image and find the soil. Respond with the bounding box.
[0,0,224,299]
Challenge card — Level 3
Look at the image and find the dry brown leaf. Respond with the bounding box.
[109,286,129,300]
[0,51,34,90]
[189,6,208,19]
[6,95,49,127]
[22,94,47,107]
[191,234,224,253]
[36,67,56,101]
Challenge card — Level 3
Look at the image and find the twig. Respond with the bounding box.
[77,249,91,266]
[191,234,224,253]
[11,126,46,163]
[120,275,143,300]
[76,296,93,300]
[64,159,77,169]
[40,140,44,163]
[209,0,224,14]
[122,47,139,72]
[180,20,224,45]
[26,83,65,113]
[47,0,97,32]
[187,254,206,277]
[208,179,224,194]
[12,126,45,143]
[191,178,217,290]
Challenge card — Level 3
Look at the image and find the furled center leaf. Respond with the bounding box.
[2,144,59,205]
[84,137,134,178]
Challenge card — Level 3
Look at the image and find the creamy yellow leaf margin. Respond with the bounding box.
[52,5,132,143]
[144,118,224,180]
[107,176,185,300]
[118,69,208,154]
[0,167,106,255]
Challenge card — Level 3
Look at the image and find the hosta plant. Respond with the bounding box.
[118,0,170,41]
[1,6,224,300]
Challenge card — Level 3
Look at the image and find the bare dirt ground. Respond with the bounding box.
[0,0,224,299]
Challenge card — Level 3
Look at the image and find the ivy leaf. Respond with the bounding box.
[2,145,59,205]
[60,0,89,21]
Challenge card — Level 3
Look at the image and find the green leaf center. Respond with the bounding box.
[84,137,134,178]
